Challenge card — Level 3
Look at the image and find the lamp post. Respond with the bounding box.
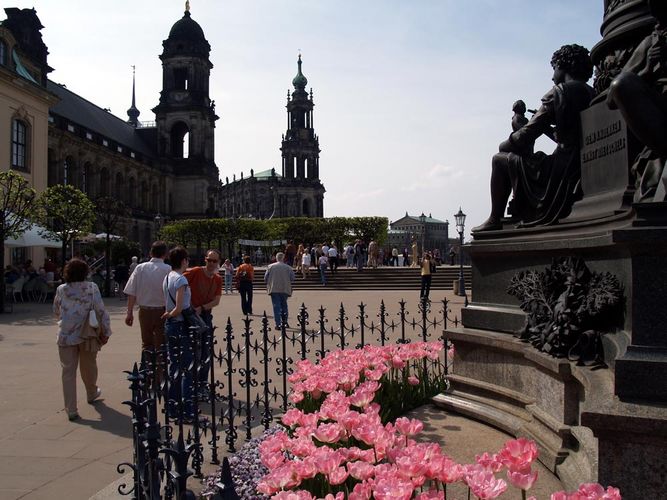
[454,207,468,306]
[419,212,426,263]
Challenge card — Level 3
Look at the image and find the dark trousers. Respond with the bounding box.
[198,310,213,386]
[239,281,253,315]
[329,257,338,274]
[420,274,432,299]
[390,256,399,266]
[165,319,193,420]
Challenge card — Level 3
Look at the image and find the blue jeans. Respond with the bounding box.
[224,274,233,293]
[165,319,194,419]
[271,293,289,327]
[319,264,328,285]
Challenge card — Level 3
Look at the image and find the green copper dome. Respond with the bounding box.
[292,54,308,90]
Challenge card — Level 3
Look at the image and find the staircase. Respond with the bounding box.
[248,265,472,291]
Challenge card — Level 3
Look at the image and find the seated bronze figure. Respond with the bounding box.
[474,44,595,232]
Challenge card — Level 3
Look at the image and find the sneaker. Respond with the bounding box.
[68,412,80,421]
[87,387,102,404]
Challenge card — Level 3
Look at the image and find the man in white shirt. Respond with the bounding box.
[124,241,172,351]
[327,244,339,274]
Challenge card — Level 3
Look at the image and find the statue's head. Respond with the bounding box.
[512,100,526,114]
[648,0,667,23]
[550,44,593,84]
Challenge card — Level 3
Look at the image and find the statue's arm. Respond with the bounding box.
[500,89,556,152]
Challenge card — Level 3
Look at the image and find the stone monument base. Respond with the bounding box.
[447,209,667,499]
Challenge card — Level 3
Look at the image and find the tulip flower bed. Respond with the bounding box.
[204,342,622,499]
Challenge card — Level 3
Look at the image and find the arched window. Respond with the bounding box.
[99,167,109,197]
[83,162,92,194]
[302,198,311,217]
[151,184,159,212]
[170,121,189,158]
[0,40,7,66]
[115,172,124,202]
[11,119,28,171]
[128,177,136,208]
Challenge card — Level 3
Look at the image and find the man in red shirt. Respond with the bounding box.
[184,249,223,390]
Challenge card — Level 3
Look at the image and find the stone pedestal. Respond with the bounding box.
[442,212,667,498]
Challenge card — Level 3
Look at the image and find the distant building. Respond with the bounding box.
[217,55,326,219]
[388,213,450,258]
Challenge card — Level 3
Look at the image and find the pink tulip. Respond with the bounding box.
[464,464,508,499]
[371,476,414,500]
[438,457,463,483]
[475,452,503,472]
[415,490,445,500]
[292,458,318,481]
[281,408,304,428]
[394,417,424,437]
[349,481,373,500]
[408,375,420,385]
[321,494,345,500]
[507,469,538,491]
[550,493,571,500]
[328,466,349,485]
[313,422,344,444]
[347,460,375,481]
[262,451,286,470]
[271,490,314,500]
[497,438,539,472]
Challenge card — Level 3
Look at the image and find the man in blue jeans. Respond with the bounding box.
[264,252,295,329]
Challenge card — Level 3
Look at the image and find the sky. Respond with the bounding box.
[8,0,604,238]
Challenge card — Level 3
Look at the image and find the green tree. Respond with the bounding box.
[95,197,130,296]
[39,184,96,270]
[0,171,38,313]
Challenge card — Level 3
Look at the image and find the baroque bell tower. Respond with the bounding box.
[153,2,219,217]
[279,55,325,217]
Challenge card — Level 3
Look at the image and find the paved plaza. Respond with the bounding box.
[0,288,562,499]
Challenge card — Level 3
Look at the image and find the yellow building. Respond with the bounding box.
[0,8,58,267]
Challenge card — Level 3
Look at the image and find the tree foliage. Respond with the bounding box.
[0,171,39,313]
[38,184,96,269]
[95,197,130,296]
[158,216,389,251]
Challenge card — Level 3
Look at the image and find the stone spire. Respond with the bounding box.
[292,54,308,91]
[127,65,140,127]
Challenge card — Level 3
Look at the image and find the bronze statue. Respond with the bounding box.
[474,45,596,232]
[607,0,667,201]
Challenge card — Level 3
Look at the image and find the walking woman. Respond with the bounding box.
[235,255,254,315]
[294,244,304,274]
[162,246,194,420]
[54,258,111,421]
[222,258,234,294]
[420,252,433,300]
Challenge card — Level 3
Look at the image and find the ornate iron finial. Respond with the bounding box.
[185,0,190,12]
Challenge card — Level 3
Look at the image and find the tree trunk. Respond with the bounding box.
[105,234,111,297]
[61,237,67,271]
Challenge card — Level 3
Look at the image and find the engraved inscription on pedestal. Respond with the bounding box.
[565,102,632,222]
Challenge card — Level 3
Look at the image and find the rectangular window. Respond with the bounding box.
[102,139,108,146]
[117,146,123,153]
[48,114,55,123]
[11,119,28,170]
[67,124,75,132]
[130,151,135,158]
[86,132,93,140]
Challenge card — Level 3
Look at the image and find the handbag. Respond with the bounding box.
[81,283,102,352]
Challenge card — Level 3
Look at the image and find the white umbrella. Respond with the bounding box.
[5,225,61,248]
[95,233,122,240]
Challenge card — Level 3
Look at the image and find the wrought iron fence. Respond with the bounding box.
[118,297,460,499]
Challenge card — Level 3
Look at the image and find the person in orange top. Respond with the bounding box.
[235,255,254,315]
[184,249,223,389]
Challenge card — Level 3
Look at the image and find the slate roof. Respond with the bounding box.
[47,79,156,158]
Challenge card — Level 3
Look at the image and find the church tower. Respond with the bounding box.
[280,55,325,216]
[153,2,219,217]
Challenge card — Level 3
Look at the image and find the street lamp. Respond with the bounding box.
[419,212,426,263]
[454,207,468,306]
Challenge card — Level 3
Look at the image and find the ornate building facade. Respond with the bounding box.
[218,55,326,219]
[45,5,219,253]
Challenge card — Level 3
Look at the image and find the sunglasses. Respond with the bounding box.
[206,258,219,263]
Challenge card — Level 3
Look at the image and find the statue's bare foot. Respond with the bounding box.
[472,217,502,232]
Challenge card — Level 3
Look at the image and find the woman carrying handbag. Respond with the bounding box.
[53,258,111,421]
